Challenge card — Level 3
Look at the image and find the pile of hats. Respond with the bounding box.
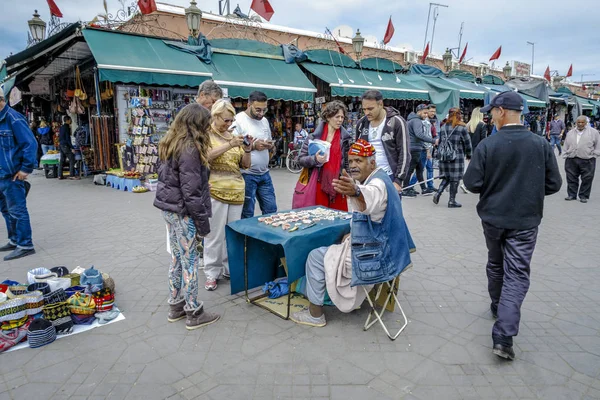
[0,265,119,352]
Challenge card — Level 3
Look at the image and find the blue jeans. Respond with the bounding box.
[0,178,33,249]
[242,172,277,219]
[41,144,55,155]
[409,150,435,189]
[550,135,562,154]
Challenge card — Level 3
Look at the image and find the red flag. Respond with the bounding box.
[383,17,395,45]
[325,28,346,55]
[138,0,157,15]
[566,64,573,77]
[250,0,275,21]
[47,0,63,18]
[544,66,551,82]
[459,43,468,63]
[421,43,430,64]
[582,84,587,91]
[489,46,502,62]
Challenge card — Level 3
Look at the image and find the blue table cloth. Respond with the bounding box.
[226,207,351,295]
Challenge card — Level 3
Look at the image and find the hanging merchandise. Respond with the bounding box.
[74,67,88,101]
[69,97,85,115]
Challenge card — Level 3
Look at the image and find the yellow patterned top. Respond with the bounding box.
[209,134,245,205]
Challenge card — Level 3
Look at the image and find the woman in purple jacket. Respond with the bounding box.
[154,103,219,330]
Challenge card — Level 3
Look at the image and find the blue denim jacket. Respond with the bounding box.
[0,104,37,178]
[350,169,416,287]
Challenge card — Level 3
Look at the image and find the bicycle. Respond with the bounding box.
[286,148,302,173]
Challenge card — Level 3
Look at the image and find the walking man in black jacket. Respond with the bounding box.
[58,116,78,180]
[464,91,562,361]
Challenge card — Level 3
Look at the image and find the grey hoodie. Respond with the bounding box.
[407,112,436,152]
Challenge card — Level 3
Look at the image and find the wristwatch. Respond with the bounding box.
[352,185,362,198]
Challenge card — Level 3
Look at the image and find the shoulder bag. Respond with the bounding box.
[437,125,457,162]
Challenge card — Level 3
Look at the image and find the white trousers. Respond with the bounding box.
[203,198,243,280]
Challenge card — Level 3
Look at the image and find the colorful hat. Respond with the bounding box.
[93,288,115,312]
[0,297,27,322]
[27,319,56,348]
[27,282,51,295]
[1,315,29,331]
[71,313,96,325]
[21,291,44,315]
[0,284,8,294]
[1,280,21,286]
[50,266,69,277]
[348,139,376,157]
[43,289,68,305]
[64,286,86,298]
[6,285,28,298]
[47,277,71,293]
[0,327,28,353]
[42,302,73,334]
[102,273,115,294]
[80,266,103,293]
[66,293,96,315]
[27,268,53,284]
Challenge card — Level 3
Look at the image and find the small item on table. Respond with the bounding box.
[282,223,291,230]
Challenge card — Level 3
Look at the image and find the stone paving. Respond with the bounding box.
[0,162,599,400]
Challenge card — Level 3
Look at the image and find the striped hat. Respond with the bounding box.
[0,297,27,322]
[93,288,114,312]
[43,288,68,305]
[27,319,56,348]
[42,302,73,334]
[21,291,44,315]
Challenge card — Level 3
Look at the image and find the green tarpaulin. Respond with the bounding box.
[303,49,357,68]
[83,28,213,87]
[359,57,405,73]
[447,70,475,82]
[210,52,316,102]
[482,75,505,85]
[300,62,429,101]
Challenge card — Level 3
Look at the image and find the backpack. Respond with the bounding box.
[437,125,457,162]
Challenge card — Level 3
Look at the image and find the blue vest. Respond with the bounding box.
[350,169,416,287]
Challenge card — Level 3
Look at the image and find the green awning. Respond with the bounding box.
[520,93,547,108]
[210,52,316,102]
[304,50,356,68]
[359,57,405,73]
[83,28,213,87]
[301,62,429,101]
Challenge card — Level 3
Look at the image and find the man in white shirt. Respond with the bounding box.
[563,116,600,203]
[234,91,277,218]
[293,123,308,148]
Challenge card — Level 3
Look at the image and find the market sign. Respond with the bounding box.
[511,61,531,78]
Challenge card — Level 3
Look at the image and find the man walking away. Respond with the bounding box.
[402,104,436,197]
[58,116,78,180]
[0,87,38,260]
[464,91,562,361]
[234,91,277,219]
[563,116,600,203]
[548,114,566,155]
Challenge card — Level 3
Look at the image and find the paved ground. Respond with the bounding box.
[0,160,599,400]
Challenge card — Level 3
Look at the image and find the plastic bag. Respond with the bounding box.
[308,139,331,163]
[262,278,289,299]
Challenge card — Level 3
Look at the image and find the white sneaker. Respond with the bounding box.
[290,309,326,327]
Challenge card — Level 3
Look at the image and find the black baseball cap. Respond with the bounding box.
[480,91,524,113]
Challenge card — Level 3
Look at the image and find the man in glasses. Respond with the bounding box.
[233,91,277,218]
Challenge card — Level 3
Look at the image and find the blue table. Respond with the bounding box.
[226,206,351,318]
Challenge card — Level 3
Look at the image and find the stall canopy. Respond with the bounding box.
[210,52,316,101]
[483,84,547,109]
[359,57,405,73]
[83,28,213,87]
[303,49,356,68]
[300,61,429,101]
[482,75,505,85]
[447,70,476,82]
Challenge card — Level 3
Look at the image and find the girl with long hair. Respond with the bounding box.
[154,103,219,330]
[467,107,487,150]
[433,108,472,208]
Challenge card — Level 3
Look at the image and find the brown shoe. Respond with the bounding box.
[167,299,186,322]
[184,305,220,330]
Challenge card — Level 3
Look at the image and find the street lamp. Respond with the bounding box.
[185,0,202,43]
[28,10,46,44]
[503,62,512,79]
[442,48,452,72]
[352,29,365,61]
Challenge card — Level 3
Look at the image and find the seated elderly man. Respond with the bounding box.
[291,139,415,327]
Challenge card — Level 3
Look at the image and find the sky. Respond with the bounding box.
[1,0,598,83]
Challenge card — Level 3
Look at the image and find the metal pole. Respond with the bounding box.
[457,22,464,60]
[423,3,432,51]
[93,68,101,117]
[430,7,439,54]
[527,41,535,75]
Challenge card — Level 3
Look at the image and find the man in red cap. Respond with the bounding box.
[291,140,415,327]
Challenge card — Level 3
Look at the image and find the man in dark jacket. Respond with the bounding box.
[402,104,437,197]
[58,116,78,180]
[0,87,38,260]
[464,91,562,361]
[354,90,410,194]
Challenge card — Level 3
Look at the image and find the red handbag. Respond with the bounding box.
[292,168,319,209]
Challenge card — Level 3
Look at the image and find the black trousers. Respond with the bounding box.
[58,145,75,178]
[565,157,596,200]
[483,221,538,346]
[403,150,426,190]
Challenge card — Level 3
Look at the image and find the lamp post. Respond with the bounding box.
[581,73,595,86]
[27,10,46,45]
[503,62,512,79]
[442,48,452,72]
[352,29,365,61]
[185,0,202,45]
[526,41,535,75]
